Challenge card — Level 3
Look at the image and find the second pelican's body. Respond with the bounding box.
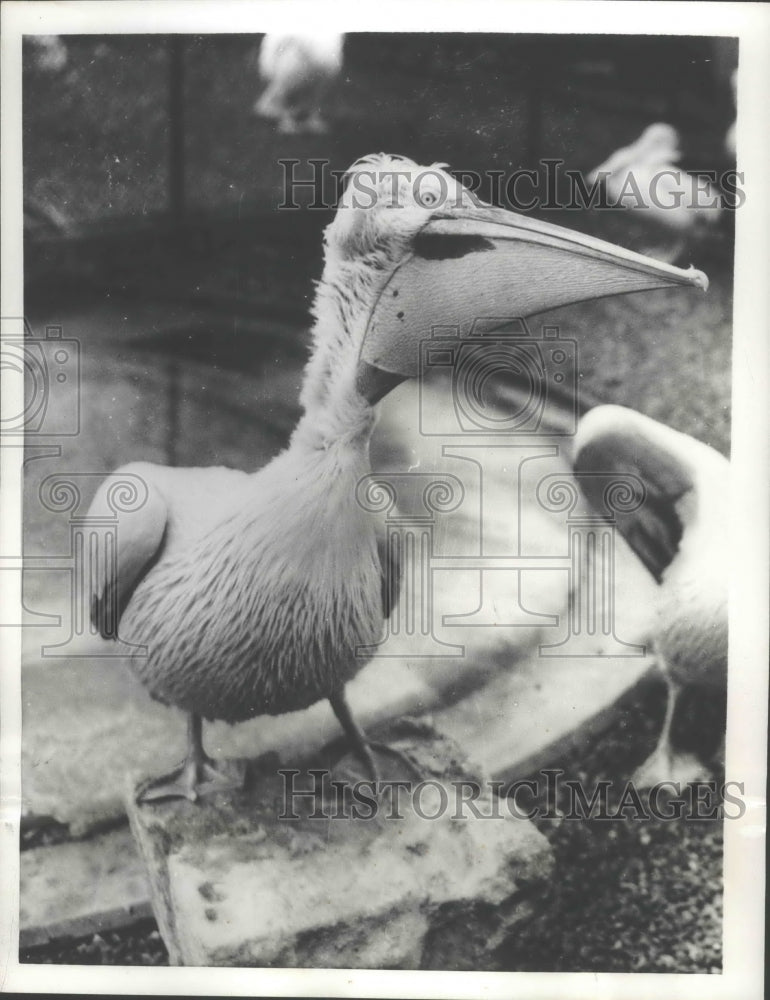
[573,405,728,785]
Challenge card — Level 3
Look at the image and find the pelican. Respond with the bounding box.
[89,154,708,803]
[587,124,723,237]
[572,405,728,786]
[254,33,343,134]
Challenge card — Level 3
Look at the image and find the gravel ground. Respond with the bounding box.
[497,679,725,973]
[20,33,733,973]
[22,918,169,967]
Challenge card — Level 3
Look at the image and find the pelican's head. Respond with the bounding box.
[634,123,681,164]
[303,152,708,426]
[325,154,476,265]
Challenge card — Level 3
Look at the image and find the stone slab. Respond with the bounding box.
[19,825,151,949]
[126,722,554,969]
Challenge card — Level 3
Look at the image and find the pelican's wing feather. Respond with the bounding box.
[575,426,693,582]
[89,474,169,638]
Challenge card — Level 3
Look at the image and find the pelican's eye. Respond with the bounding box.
[413,172,447,210]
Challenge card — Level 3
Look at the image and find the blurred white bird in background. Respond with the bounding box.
[573,405,728,787]
[23,197,74,240]
[586,123,722,260]
[254,33,344,134]
[724,69,737,159]
[28,34,68,72]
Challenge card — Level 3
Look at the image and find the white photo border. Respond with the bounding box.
[1,2,767,997]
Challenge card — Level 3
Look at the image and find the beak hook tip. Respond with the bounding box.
[689,267,709,292]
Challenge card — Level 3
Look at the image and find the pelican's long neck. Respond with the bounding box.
[290,252,385,455]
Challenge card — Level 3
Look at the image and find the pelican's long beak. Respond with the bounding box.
[359,203,708,382]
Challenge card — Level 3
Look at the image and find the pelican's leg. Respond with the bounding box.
[632,672,709,788]
[137,713,243,804]
[328,688,420,786]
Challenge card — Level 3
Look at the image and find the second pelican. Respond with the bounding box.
[587,123,723,234]
[573,405,728,785]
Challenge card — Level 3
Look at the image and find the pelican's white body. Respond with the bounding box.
[107,413,383,723]
[575,404,728,691]
[657,460,728,691]
[574,406,728,782]
[588,124,722,232]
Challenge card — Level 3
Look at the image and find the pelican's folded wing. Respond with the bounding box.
[574,420,693,583]
[89,472,169,638]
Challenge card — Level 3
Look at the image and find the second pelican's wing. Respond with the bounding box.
[574,419,694,583]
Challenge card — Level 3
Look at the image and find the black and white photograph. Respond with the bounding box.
[1,1,767,996]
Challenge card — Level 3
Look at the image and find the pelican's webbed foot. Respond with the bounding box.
[328,688,422,786]
[632,745,711,789]
[136,712,245,804]
[632,673,713,788]
[362,740,422,785]
[136,756,243,804]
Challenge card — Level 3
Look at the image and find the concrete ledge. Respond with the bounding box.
[127,721,554,969]
[20,826,151,950]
